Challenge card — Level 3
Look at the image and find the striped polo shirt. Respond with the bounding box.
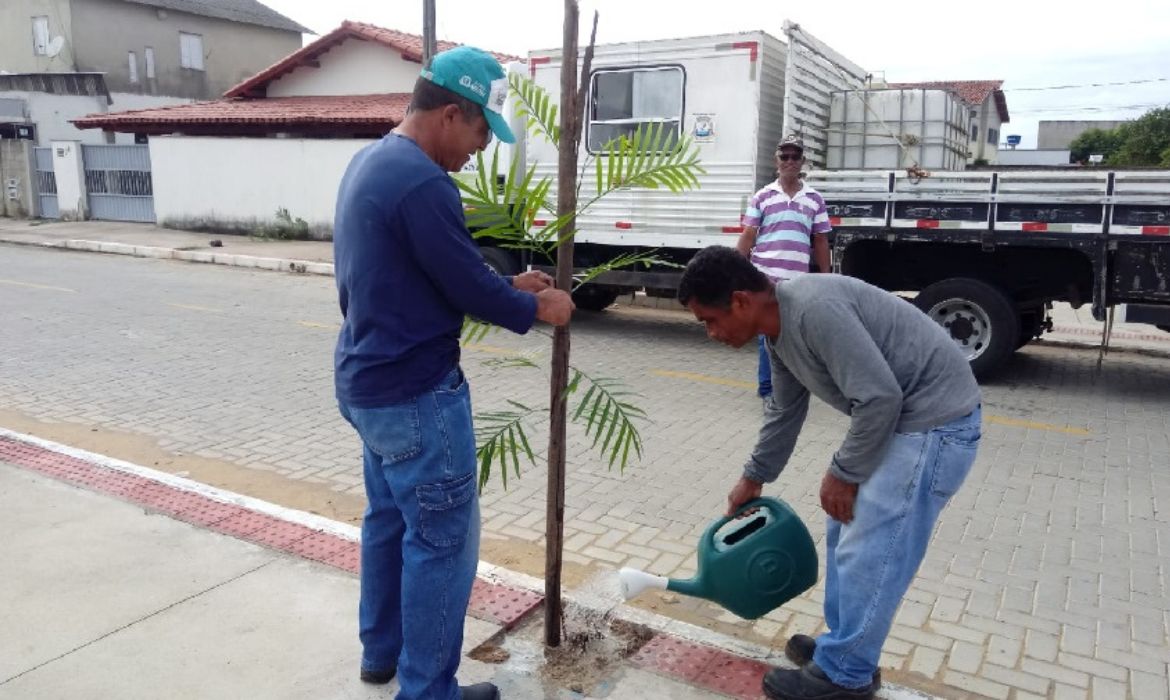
[742,182,831,282]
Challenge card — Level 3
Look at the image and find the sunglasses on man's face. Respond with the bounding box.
[777,153,802,162]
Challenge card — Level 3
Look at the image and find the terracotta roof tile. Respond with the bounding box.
[71,94,410,133]
[225,20,521,98]
[886,80,1009,122]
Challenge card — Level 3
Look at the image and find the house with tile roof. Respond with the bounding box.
[73,20,519,138]
[67,20,522,234]
[0,0,309,148]
[887,80,1009,164]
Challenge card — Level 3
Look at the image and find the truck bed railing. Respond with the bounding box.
[808,169,1170,236]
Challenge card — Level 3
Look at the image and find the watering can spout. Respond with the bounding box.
[618,567,668,600]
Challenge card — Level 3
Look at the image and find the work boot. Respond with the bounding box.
[359,665,396,684]
[461,682,501,699]
[783,635,881,687]
[763,662,875,700]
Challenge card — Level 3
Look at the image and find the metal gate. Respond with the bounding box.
[34,147,58,218]
[82,144,154,222]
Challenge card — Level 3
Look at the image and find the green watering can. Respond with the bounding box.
[618,497,818,619]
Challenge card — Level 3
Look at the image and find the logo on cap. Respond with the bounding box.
[458,75,487,98]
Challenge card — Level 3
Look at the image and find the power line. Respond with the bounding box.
[1010,103,1166,114]
[1004,77,1170,92]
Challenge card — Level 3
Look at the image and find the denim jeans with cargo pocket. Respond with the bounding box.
[338,367,480,700]
[813,406,981,689]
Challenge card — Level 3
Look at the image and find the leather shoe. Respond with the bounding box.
[784,635,880,687]
[460,682,501,699]
[763,662,874,700]
[359,665,396,684]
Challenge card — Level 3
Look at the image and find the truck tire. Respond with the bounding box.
[914,278,1019,380]
[480,247,519,277]
[571,285,620,312]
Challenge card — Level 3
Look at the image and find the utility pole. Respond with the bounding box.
[422,0,437,67]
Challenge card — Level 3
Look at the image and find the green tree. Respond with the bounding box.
[1113,107,1170,166]
[1069,126,1124,164]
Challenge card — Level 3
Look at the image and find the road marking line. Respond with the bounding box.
[297,320,338,330]
[0,279,75,293]
[655,369,1092,435]
[651,369,756,390]
[168,303,221,313]
[984,415,1090,436]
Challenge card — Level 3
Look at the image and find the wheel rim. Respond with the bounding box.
[925,297,992,362]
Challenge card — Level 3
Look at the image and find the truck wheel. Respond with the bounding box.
[914,278,1019,379]
[571,286,620,312]
[480,247,519,277]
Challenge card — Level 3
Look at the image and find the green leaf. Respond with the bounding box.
[510,72,560,146]
[474,402,540,491]
[567,369,649,472]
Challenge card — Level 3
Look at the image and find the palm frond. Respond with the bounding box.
[475,400,541,491]
[584,122,705,215]
[456,147,555,250]
[573,251,683,290]
[461,317,496,345]
[567,368,647,472]
[510,72,560,146]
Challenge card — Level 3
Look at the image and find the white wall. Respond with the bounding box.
[266,41,421,97]
[150,136,374,233]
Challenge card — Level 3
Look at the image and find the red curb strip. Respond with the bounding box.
[0,434,538,628]
[631,634,770,700]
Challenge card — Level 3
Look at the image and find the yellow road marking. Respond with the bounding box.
[298,320,339,330]
[651,369,756,390]
[168,303,221,313]
[655,369,1092,435]
[984,415,1090,436]
[0,279,75,293]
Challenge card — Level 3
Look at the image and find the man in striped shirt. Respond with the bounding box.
[737,136,832,400]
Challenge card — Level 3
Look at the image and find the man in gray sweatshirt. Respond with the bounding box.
[678,246,981,700]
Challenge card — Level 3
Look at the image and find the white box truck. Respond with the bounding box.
[473,22,869,310]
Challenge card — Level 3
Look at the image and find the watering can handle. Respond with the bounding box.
[703,497,780,547]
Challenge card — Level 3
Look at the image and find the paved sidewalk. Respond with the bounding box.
[0,430,930,700]
[2,217,1167,356]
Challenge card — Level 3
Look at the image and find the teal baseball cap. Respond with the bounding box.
[421,46,515,144]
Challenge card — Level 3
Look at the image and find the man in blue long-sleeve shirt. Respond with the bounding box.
[679,246,980,700]
[333,46,573,700]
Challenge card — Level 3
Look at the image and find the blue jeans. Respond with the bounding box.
[338,367,480,700]
[813,407,981,689]
[757,335,772,397]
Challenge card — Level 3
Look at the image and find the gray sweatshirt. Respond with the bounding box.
[746,274,981,485]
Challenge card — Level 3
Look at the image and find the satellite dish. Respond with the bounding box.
[46,36,65,58]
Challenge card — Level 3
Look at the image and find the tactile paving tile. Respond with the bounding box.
[212,510,280,539]
[694,652,770,700]
[284,531,355,564]
[466,578,544,629]
[629,634,721,683]
[243,520,317,550]
[320,546,361,574]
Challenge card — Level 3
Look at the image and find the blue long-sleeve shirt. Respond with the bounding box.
[333,133,537,407]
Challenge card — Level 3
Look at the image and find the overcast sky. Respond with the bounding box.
[263,0,1170,149]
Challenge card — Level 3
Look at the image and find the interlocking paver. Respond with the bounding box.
[4,242,1170,699]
